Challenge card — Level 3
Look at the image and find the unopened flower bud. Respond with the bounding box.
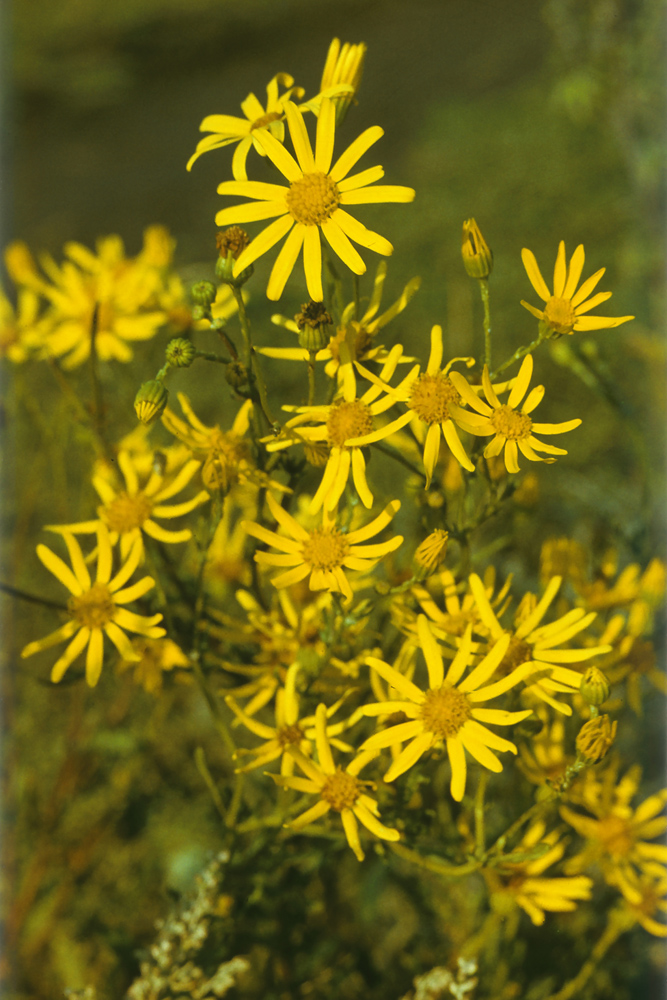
[165,338,196,368]
[191,281,217,308]
[215,228,253,286]
[414,529,448,577]
[134,380,168,425]
[580,666,610,707]
[225,361,249,389]
[462,218,493,279]
[576,714,617,763]
[295,301,332,352]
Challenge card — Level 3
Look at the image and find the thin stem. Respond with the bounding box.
[543,908,635,1000]
[194,747,228,824]
[47,359,112,462]
[491,326,548,379]
[372,441,426,481]
[479,278,491,369]
[88,303,106,447]
[0,582,67,612]
[194,350,230,365]
[231,286,275,429]
[307,352,316,406]
[474,770,488,857]
[353,273,361,322]
[390,841,479,878]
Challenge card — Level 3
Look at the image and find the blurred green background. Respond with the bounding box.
[2,0,665,997]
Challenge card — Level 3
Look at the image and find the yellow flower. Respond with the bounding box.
[266,347,415,513]
[517,708,572,786]
[117,637,190,693]
[361,325,476,485]
[45,449,209,559]
[216,96,415,301]
[521,241,634,336]
[360,616,533,800]
[225,663,352,776]
[562,765,667,890]
[187,72,305,179]
[271,703,400,862]
[469,572,611,716]
[412,567,512,641]
[8,235,167,368]
[612,870,667,937]
[0,285,47,362]
[21,526,165,687]
[243,492,403,603]
[487,821,593,926]
[449,354,581,474]
[260,261,420,382]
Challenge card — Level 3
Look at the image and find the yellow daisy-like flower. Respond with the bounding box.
[216,96,415,301]
[361,324,476,485]
[260,261,420,382]
[360,615,533,800]
[613,869,667,937]
[45,449,209,560]
[271,703,400,862]
[6,235,166,369]
[487,820,593,926]
[117,636,190,694]
[561,766,667,890]
[469,572,611,716]
[411,567,512,642]
[243,492,403,603]
[521,241,634,336]
[187,73,305,180]
[266,346,415,513]
[225,663,352,776]
[449,354,581,474]
[21,526,165,687]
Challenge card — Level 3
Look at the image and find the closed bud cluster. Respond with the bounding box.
[576,714,617,763]
[215,227,253,286]
[134,380,169,425]
[295,301,333,352]
[414,529,449,577]
[190,281,217,308]
[580,665,610,707]
[165,338,196,368]
[225,361,249,390]
[462,218,493,279]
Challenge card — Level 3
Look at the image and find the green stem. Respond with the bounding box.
[491,326,548,379]
[194,747,228,824]
[390,841,479,878]
[372,441,426,481]
[0,582,66,611]
[479,278,491,369]
[474,770,488,857]
[194,350,230,365]
[543,908,635,1000]
[307,352,316,406]
[47,359,112,463]
[231,286,275,429]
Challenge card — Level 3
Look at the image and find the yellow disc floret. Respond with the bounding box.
[320,768,362,811]
[419,685,472,739]
[326,399,374,446]
[409,372,461,425]
[491,406,533,441]
[101,492,153,533]
[544,296,577,336]
[301,527,350,570]
[286,172,341,226]
[68,583,115,629]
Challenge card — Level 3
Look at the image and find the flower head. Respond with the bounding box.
[0,284,47,362]
[521,241,634,336]
[360,616,533,800]
[450,354,581,474]
[215,97,414,301]
[117,637,190,693]
[45,449,209,559]
[314,38,367,124]
[21,526,165,686]
[243,492,403,603]
[469,572,611,716]
[266,346,415,512]
[271,703,400,861]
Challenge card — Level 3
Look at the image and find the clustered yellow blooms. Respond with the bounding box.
[13,36,666,967]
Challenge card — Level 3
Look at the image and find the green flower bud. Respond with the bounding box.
[215,227,253,287]
[295,301,332,352]
[134,380,168,425]
[190,281,217,308]
[216,251,254,287]
[462,218,493,279]
[165,338,196,368]
[580,665,610,707]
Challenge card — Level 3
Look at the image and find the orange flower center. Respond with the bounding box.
[498,636,533,676]
[491,405,533,440]
[287,171,341,226]
[277,723,305,748]
[409,373,461,425]
[597,815,635,858]
[68,583,115,629]
[326,399,373,446]
[101,491,153,533]
[301,527,349,570]
[544,296,576,335]
[419,685,471,739]
[328,323,373,364]
[320,768,361,811]
[250,110,282,131]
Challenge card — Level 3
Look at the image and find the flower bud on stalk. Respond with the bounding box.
[295,301,333,352]
[165,338,196,368]
[215,227,253,286]
[580,666,610,708]
[134,380,169,425]
[576,714,617,763]
[191,281,217,308]
[462,218,493,279]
